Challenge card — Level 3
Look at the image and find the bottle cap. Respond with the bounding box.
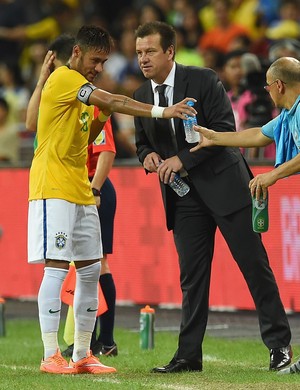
[140,305,155,313]
[187,101,194,107]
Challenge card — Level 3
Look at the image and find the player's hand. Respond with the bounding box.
[94,194,101,208]
[37,50,55,87]
[190,125,217,152]
[163,98,197,119]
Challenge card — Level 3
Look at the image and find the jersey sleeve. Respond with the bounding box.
[261,117,279,140]
[92,106,116,153]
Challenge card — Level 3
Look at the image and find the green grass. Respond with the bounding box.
[1,319,300,389]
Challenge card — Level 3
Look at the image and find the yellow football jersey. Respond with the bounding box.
[29,66,95,205]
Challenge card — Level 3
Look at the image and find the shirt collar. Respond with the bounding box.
[287,95,300,116]
[151,62,176,93]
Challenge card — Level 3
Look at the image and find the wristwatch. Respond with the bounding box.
[92,188,101,197]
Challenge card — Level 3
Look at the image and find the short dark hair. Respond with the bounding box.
[75,25,113,55]
[49,34,75,63]
[135,21,176,54]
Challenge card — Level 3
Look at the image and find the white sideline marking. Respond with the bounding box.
[159,385,198,390]
[0,353,266,382]
[0,364,36,372]
[204,354,223,362]
[91,378,196,389]
[133,324,229,332]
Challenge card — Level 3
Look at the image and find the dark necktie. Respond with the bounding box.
[155,84,177,155]
[156,84,168,108]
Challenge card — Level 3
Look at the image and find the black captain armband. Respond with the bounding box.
[77,83,97,105]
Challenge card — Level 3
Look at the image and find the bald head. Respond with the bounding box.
[268,57,300,84]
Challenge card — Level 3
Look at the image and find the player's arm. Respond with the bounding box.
[92,151,115,191]
[89,111,111,144]
[78,84,197,120]
[91,151,115,208]
[26,51,55,131]
[190,126,272,152]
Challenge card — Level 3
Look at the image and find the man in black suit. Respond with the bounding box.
[133,21,292,373]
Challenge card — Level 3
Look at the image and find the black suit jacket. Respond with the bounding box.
[134,64,253,229]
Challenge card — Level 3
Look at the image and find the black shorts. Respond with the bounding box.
[91,177,116,254]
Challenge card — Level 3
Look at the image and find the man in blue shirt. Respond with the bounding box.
[192,56,300,204]
[191,56,300,375]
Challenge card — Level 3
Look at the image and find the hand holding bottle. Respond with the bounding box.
[183,101,201,143]
[157,159,190,197]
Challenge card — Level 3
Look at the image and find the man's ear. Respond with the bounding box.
[73,45,81,58]
[168,45,175,60]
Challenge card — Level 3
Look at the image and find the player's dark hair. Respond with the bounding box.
[75,25,113,55]
[49,34,75,63]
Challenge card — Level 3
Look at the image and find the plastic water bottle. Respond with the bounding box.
[140,305,155,349]
[169,173,190,197]
[0,298,5,337]
[158,161,190,197]
[252,194,269,233]
[183,101,200,143]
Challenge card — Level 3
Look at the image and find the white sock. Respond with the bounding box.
[38,267,68,358]
[42,332,59,360]
[73,262,101,362]
[73,331,92,362]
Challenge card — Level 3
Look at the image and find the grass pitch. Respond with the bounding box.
[1,319,300,389]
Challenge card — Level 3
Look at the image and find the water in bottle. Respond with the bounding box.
[252,194,269,233]
[169,174,190,197]
[158,161,190,197]
[140,305,155,349]
[183,101,200,143]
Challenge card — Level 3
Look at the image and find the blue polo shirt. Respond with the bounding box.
[262,95,300,167]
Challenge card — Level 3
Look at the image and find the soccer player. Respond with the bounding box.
[27,24,195,374]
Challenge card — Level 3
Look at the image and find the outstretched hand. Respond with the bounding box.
[37,50,55,87]
[164,98,197,120]
[190,125,217,152]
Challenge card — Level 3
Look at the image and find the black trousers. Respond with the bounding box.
[171,184,291,362]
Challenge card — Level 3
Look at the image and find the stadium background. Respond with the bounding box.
[1,164,300,312]
[1,0,300,349]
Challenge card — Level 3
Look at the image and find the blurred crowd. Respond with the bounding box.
[0,0,299,166]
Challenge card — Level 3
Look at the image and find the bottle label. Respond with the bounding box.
[140,312,154,349]
[252,196,269,233]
